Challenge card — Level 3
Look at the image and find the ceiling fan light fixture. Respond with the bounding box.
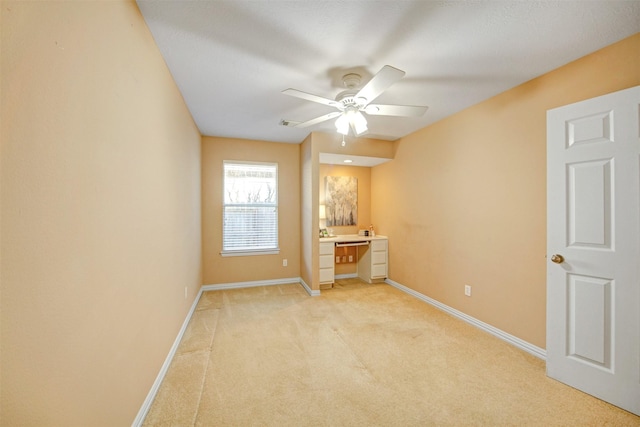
[335,114,349,135]
[335,107,367,136]
[353,111,368,135]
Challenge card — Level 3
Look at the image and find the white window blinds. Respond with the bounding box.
[222,161,278,254]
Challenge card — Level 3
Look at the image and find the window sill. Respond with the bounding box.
[220,249,280,257]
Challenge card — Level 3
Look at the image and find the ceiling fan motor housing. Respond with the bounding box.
[335,93,355,109]
[342,73,362,89]
[338,73,369,109]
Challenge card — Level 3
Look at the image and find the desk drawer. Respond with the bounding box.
[371,239,387,252]
[319,268,334,283]
[319,242,335,255]
[319,254,334,269]
[372,263,387,279]
[372,251,386,265]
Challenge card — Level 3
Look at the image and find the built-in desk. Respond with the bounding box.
[319,235,388,288]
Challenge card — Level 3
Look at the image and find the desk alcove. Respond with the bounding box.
[319,235,388,288]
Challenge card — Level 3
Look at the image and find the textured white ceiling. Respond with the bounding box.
[137,1,639,144]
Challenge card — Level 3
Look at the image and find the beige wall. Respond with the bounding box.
[373,33,640,349]
[1,1,202,425]
[300,134,315,290]
[201,137,300,284]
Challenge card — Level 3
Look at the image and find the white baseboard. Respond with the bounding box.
[299,277,320,296]
[202,277,320,296]
[385,278,546,360]
[131,287,204,427]
[335,273,358,279]
[202,276,302,291]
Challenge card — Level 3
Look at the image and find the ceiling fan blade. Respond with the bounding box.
[364,104,428,117]
[282,88,338,107]
[355,65,405,105]
[291,111,341,128]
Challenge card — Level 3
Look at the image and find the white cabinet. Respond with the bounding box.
[319,241,335,288]
[319,237,388,288]
[358,238,388,283]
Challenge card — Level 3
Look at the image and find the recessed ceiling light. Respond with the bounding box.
[344,159,353,163]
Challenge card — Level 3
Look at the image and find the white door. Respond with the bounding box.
[547,85,640,415]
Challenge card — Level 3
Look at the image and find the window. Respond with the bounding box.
[222,161,278,256]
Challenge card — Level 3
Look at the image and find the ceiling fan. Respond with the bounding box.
[280,65,428,137]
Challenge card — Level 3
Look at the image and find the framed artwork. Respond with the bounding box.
[325,176,357,226]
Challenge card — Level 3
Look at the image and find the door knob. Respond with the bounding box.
[551,254,564,264]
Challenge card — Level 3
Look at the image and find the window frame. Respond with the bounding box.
[220,160,279,257]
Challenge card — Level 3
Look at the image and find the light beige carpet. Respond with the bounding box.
[143,279,640,426]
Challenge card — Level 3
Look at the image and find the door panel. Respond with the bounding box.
[547,85,640,415]
[567,273,612,370]
[566,110,613,147]
[567,159,612,248]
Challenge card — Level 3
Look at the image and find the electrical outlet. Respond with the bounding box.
[282,259,288,267]
[465,285,472,297]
